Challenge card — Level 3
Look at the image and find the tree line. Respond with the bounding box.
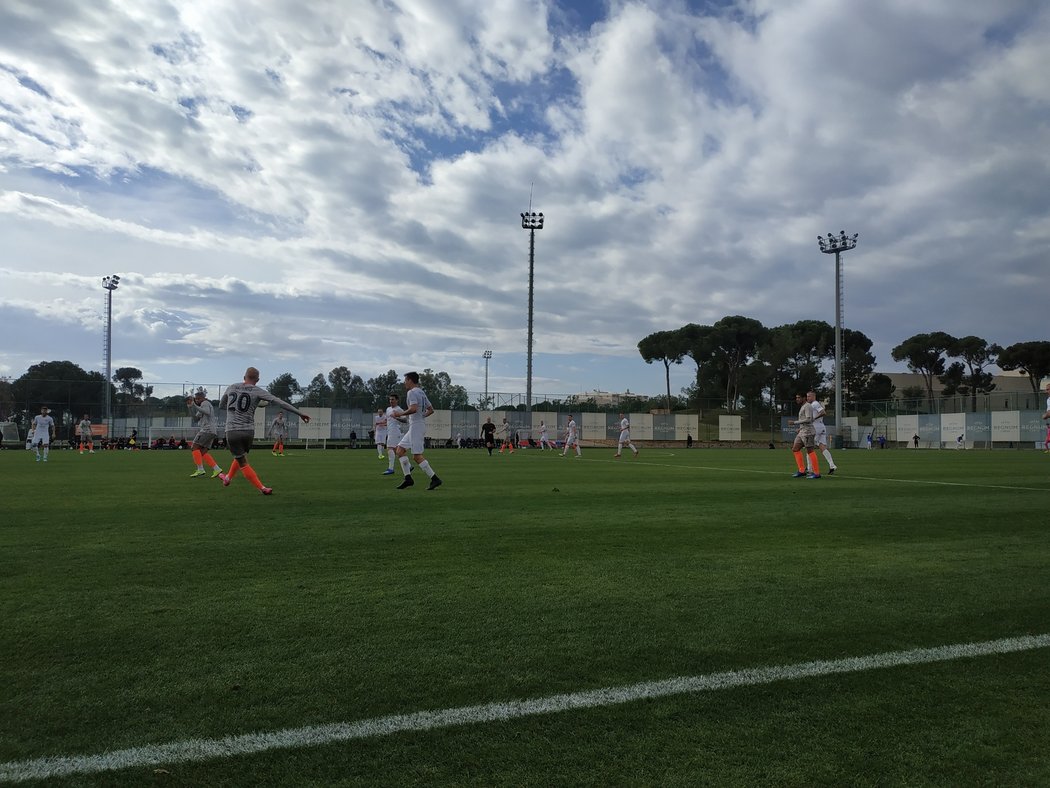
[638,316,1050,413]
[0,362,471,422]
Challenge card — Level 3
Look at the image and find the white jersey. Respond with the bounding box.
[618,417,630,439]
[31,414,55,437]
[384,405,404,444]
[405,387,432,425]
[566,418,578,442]
[810,401,827,441]
[374,412,387,440]
[539,423,548,438]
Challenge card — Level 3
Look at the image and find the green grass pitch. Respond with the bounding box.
[2,445,1049,786]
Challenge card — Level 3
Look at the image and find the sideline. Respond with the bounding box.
[2,633,1048,782]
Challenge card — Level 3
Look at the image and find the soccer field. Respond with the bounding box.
[2,446,1048,786]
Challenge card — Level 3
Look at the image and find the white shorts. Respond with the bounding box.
[618,429,630,443]
[565,435,578,447]
[814,426,827,446]
[31,431,51,446]
[375,429,387,445]
[397,421,425,454]
[385,424,402,447]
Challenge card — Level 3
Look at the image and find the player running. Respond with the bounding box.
[561,414,582,458]
[394,371,443,490]
[614,413,639,458]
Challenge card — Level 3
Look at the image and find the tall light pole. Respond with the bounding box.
[817,231,858,447]
[520,210,544,413]
[102,274,120,430]
[483,350,492,409]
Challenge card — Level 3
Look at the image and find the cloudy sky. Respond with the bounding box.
[1,0,1047,401]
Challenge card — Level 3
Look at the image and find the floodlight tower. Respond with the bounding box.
[520,210,544,413]
[483,350,492,408]
[816,231,858,447]
[102,274,121,428]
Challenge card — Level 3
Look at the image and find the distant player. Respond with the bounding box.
[218,367,310,495]
[373,408,387,459]
[481,417,496,456]
[382,393,405,475]
[394,371,442,490]
[269,411,288,456]
[78,413,95,455]
[538,420,555,450]
[788,393,821,479]
[29,406,55,463]
[1043,383,1050,452]
[186,387,223,478]
[614,413,639,458]
[497,417,514,454]
[562,414,581,458]
[807,391,837,475]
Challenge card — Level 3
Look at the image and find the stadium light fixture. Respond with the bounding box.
[520,211,544,413]
[102,275,120,430]
[816,232,858,447]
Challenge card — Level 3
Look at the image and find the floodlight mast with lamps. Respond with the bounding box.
[102,274,121,430]
[520,211,544,413]
[816,231,858,446]
[483,350,492,409]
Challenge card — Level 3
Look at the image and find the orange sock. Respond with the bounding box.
[227,460,241,480]
[202,451,218,469]
[241,465,264,490]
[808,452,820,475]
[192,449,203,465]
[792,450,806,472]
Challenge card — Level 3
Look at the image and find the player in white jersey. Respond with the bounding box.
[538,420,555,450]
[561,414,582,458]
[217,367,310,495]
[373,409,387,458]
[614,413,639,458]
[1043,383,1050,452]
[269,411,288,456]
[382,393,405,475]
[29,406,56,462]
[186,387,223,478]
[394,371,443,490]
[806,391,837,475]
[77,414,95,454]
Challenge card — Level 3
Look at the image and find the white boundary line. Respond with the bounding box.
[2,633,1047,782]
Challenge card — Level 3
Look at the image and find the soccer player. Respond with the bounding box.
[806,391,837,475]
[562,414,581,458]
[394,371,442,490]
[538,420,555,450]
[614,412,639,458]
[269,411,288,456]
[1042,383,1050,452]
[218,367,310,495]
[78,413,95,455]
[373,408,387,459]
[382,393,405,475]
[481,417,496,456]
[186,387,223,478]
[788,393,821,479]
[497,417,514,454]
[29,406,55,463]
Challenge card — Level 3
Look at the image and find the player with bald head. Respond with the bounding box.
[218,367,310,495]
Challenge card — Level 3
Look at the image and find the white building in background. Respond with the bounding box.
[568,389,646,407]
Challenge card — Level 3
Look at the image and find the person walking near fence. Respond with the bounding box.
[538,420,555,450]
[219,367,310,495]
[187,387,223,478]
[562,414,582,458]
[614,413,639,458]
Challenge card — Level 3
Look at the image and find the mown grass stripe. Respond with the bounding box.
[2,633,1047,783]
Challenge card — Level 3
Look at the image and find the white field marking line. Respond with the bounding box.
[2,633,1048,783]
[586,457,1048,492]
